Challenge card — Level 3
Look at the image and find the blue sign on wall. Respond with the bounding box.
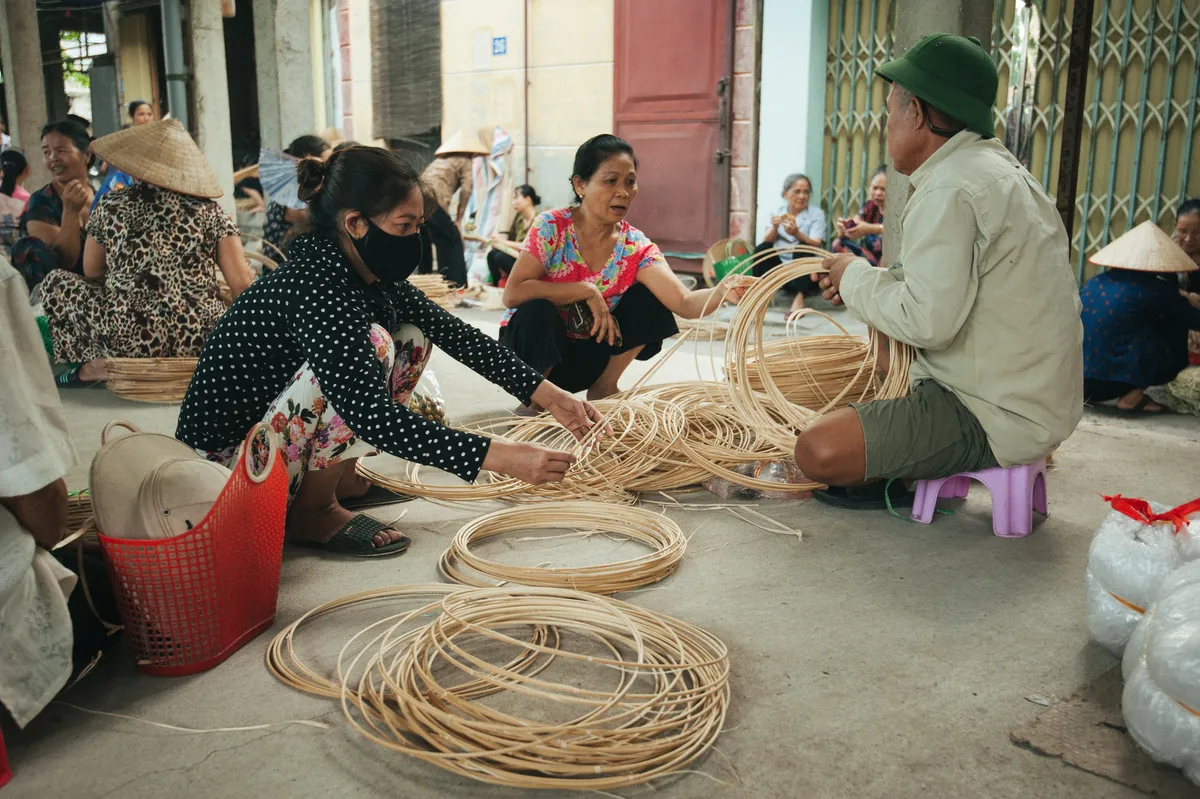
[492,36,508,56]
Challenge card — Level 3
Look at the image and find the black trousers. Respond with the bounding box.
[752,240,821,296]
[487,249,516,285]
[52,548,122,677]
[420,206,468,286]
[499,283,679,393]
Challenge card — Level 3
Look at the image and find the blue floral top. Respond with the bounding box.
[1080,268,1200,387]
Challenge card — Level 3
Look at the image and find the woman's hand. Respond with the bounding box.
[62,180,94,217]
[583,284,619,345]
[782,218,800,238]
[482,439,577,485]
[720,274,758,305]
[1187,292,1200,311]
[531,381,610,442]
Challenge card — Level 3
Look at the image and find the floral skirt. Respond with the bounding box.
[201,323,432,500]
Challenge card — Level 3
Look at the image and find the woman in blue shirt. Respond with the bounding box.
[1081,221,1200,414]
[752,173,826,314]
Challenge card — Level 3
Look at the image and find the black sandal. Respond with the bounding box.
[1115,394,1163,416]
[294,514,411,558]
[341,483,416,510]
[813,479,915,511]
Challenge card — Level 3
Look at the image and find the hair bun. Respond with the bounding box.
[296,158,328,203]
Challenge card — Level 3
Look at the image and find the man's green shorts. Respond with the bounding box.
[851,380,998,481]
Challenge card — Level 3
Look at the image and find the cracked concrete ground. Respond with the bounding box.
[4,305,1196,798]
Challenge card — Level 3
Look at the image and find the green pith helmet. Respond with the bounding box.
[875,33,999,138]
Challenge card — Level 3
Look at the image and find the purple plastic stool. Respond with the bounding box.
[910,458,1048,538]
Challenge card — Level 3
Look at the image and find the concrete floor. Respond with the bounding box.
[6,304,1197,798]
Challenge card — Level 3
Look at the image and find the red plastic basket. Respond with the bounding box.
[98,424,288,676]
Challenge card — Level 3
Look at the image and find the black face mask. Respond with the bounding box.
[349,219,422,284]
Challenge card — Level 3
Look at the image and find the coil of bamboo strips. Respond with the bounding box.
[266,584,558,700]
[408,274,460,309]
[439,502,686,594]
[106,358,197,403]
[718,248,913,453]
[339,586,730,790]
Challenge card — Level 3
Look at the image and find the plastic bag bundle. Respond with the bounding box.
[407,369,448,427]
[1084,496,1200,656]
[1121,559,1200,784]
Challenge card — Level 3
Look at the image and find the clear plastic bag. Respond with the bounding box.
[407,368,448,426]
[1121,559,1200,785]
[702,461,811,501]
[1084,501,1198,656]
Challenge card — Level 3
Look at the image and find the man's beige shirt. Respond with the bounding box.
[840,131,1083,467]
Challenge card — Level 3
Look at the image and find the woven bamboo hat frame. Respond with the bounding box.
[91,118,222,198]
[1089,220,1199,273]
[435,129,490,157]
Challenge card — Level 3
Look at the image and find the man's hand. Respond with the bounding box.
[531,381,611,442]
[0,479,69,550]
[812,253,858,307]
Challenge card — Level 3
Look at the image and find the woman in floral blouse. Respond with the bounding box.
[500,134,752,407]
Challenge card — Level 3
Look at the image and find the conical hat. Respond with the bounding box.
[1088,220,1198,273]
[91,118,223,198]
[435,129,489,157]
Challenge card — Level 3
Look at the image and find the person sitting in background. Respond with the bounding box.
[420,131,486,287]
[501,135,752,406]
[0,251,120,732]
[488,184,541,287]
[1173,199,1200,365]
[91,100,155,209]
[1,148,32,203]
[41,120,251,387]
[831,165,887,266]
[1080,220,1200,414]
[752,173,827,314]
[10,121,93,290]
[263,134,331,255]
[0,149,31,258]
[0,117,10,151]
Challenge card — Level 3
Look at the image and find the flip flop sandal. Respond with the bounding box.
[294,513,411,558]
[341,483,415,510]
[55,363,104,388]
[1116,394,1164,416]
[813,479,916,511]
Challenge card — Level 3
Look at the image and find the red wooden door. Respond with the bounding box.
[614,0,733,271]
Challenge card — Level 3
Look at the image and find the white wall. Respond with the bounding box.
[754,0,828,242]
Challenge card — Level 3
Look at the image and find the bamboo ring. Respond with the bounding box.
[438,502,686,594]
[340,586,730,790]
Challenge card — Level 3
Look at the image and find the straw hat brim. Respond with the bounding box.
[92,118,223,198]
[435,129,489,157]
[1088,220,1198,273]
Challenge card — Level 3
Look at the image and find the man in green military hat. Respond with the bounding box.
[794,33,1084,509]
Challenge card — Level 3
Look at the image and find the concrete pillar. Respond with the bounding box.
[253,0,318,150]
[188,0,236,213]
[0,0,50,186]
[253,0,282,150]
[882,0,995,266]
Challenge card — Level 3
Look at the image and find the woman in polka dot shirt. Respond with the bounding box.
[176,146,604,557]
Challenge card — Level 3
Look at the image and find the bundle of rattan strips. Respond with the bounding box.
[106,357,198,403]
[338,586,731,791]
[438,502,686,595]
[266,584,559,701]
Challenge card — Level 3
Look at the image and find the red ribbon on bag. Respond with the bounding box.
[1102,495,1200,533]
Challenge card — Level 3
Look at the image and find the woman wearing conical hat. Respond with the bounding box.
[418,130,488,287]
[1080,220,1200,414]
[40,119,253,385]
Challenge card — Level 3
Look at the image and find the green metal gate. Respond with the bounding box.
[823,0,1200,282]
